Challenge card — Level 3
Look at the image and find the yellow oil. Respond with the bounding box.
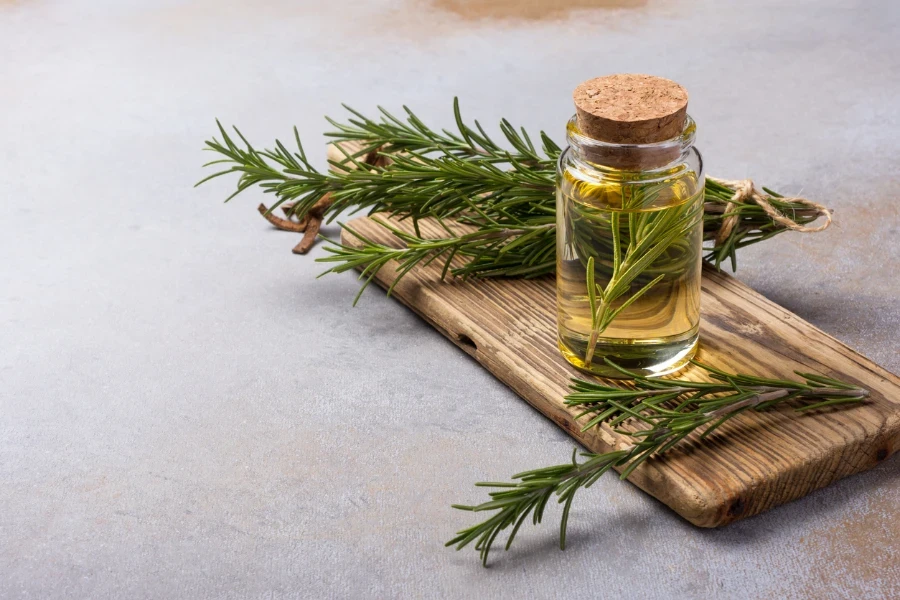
[556,159,703,378]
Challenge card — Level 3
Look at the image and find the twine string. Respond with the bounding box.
[709,176,833,246]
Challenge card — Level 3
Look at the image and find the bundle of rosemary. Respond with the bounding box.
[198,100,832,304]
[198,100,851,566]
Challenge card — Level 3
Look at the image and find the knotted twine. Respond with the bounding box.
[258,140,387,254]
[708,176,833,246]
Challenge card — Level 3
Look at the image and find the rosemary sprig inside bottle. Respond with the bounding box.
[447,361,867,566]
[570,180,704,370]
[197,100,832,301]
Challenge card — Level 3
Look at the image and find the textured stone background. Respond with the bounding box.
[1,0,898,598]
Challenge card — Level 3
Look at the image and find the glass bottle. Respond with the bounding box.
[556,75,705,378]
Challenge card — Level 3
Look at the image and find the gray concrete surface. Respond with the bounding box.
[2,0,899,598]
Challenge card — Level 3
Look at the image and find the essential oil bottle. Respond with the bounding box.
[556,74,705,378]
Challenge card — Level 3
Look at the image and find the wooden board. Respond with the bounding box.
[342,216,900,528]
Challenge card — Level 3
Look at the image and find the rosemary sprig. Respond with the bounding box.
[198,101,556,230]
[198,101,830,298]
[580,184,704,366]
[448,360,868,566]
[319,218,555,304]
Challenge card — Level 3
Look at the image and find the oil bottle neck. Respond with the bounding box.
[565,114,697,172]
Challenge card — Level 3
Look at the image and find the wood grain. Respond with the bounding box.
[342,215,900,528]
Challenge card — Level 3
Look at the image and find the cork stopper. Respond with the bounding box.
[573,74,688,144]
